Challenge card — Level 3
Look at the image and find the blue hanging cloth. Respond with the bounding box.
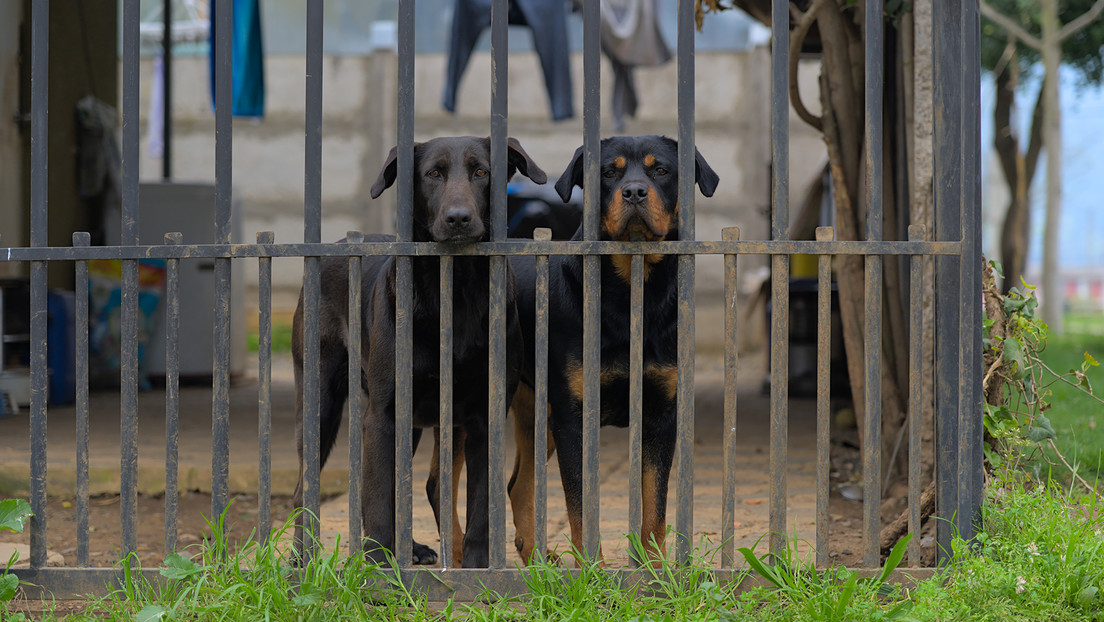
[209,0,265,118]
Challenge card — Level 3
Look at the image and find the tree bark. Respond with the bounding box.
[1040,0,1064,333]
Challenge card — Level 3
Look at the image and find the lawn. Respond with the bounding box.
[1036,323,1104,484]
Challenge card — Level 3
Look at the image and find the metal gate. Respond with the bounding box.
[7,0,982,600]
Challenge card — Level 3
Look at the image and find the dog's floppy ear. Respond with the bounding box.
[370,145,400,199]
[553,145,586,203]
[694,147,720,197]
[506,137,548,185]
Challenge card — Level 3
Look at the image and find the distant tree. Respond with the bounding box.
[981,0,1104,332]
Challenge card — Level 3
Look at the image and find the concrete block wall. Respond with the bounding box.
[130,47,826,348]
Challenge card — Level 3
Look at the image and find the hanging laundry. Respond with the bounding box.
[443,0,574,122]
[600,0,670,131]
[209,0,265,118]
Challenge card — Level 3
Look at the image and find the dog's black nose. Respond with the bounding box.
[445,208,473,228]
[621,184,649,204]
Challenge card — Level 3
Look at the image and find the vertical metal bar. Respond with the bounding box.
[164,233,183,554]
[210,0,233,524]
[958,0,983,545]
[629,253,644,564]
[932,0,962,562]
[533,228,552,561]
[161,0,173,180]
[907,225,925,567]
[581,0,602,561]
[257,231,274,544]
[120,0,142,559]
[438,255,454,568]
[488,0,509,569]
[721,227,740,569]
[346,232,364,555]
[675,0,696,565]
[28,0,49,571]
[394,0,416,568]
[299,0,325,558]
[862,0,885,569]
[816,227,834,568]
[73,233,91,567]
[769,0,791,562]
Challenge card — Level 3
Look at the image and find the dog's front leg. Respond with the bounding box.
[361,396,396,565]
[461,419,490,567]
[637,408,677,565]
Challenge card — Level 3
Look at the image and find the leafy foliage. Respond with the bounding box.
[981,0,1104,87]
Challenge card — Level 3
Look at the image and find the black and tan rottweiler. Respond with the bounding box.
[507,135,719,563]
[291,136,546,567]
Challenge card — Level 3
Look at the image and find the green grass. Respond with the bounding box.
[1035,331,1104,484]
[246,321,294,354]
[6,482,1103,621]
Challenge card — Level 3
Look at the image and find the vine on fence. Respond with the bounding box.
[982,260,1101,491]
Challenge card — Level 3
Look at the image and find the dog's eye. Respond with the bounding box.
[426,169,442,178]
[654,167,668,176]
[473,168,488,178]
[603,170,617,179]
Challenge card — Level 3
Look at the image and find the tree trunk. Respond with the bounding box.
[1040,0,1064,333]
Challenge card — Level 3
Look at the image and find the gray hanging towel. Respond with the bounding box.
[600,0,671,131]
[443,0,575,121]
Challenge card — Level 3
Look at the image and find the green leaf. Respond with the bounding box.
[877,533,912,585]
[1027,414,1057,442]
[0,572,18,602]
[159,553,201,580]
[1085,352,1099,368]
[0,499,33,533]
[832,572,859,620]
[1078,585,1099,607]
[134,604,167,622]
[292,592,322,607]
[1003,339,1026,379]
[736,547,785,590]
[990,260,1004,279]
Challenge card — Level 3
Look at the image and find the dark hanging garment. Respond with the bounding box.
[443,0,575,121]
[600,0,670,131]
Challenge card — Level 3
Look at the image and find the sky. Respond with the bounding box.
[980,67,1104,270]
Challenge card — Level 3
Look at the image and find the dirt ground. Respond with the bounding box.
[0,351,935,572]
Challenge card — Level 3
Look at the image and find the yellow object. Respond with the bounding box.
[791,254,818,278]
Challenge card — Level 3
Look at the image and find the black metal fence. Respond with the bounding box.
[7,0,982,601]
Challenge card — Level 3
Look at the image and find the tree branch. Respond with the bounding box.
[980,1,1043,50]
[1058,0,1104,42]
[789,0,828,131]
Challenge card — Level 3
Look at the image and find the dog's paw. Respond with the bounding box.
[412,541,439,566]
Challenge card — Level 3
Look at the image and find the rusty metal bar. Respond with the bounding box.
[907,225,925,566]
[439,255,455,568]
[674,0,697,565]
[932,0,962,562]
[73,233,91,567]
[119,0,143,560]
[27,0,47,570]
[164,233,183,555]
[256,231,274,544]
[768,0,791,562]
[209,0,233,524]
[346,232,365,555]
[0,240,966,262]
[721,226,740,569]
[394,0,416,568]
[958,0,984,546]
[488,0,509,570]
[580,0,601,562]
[533,228,552,561]
[816,226,834,567]
[628,253,644,563]
[862,0,885,569]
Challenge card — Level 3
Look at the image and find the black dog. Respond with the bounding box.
[292,136,546,567]
[507,135,718,563]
